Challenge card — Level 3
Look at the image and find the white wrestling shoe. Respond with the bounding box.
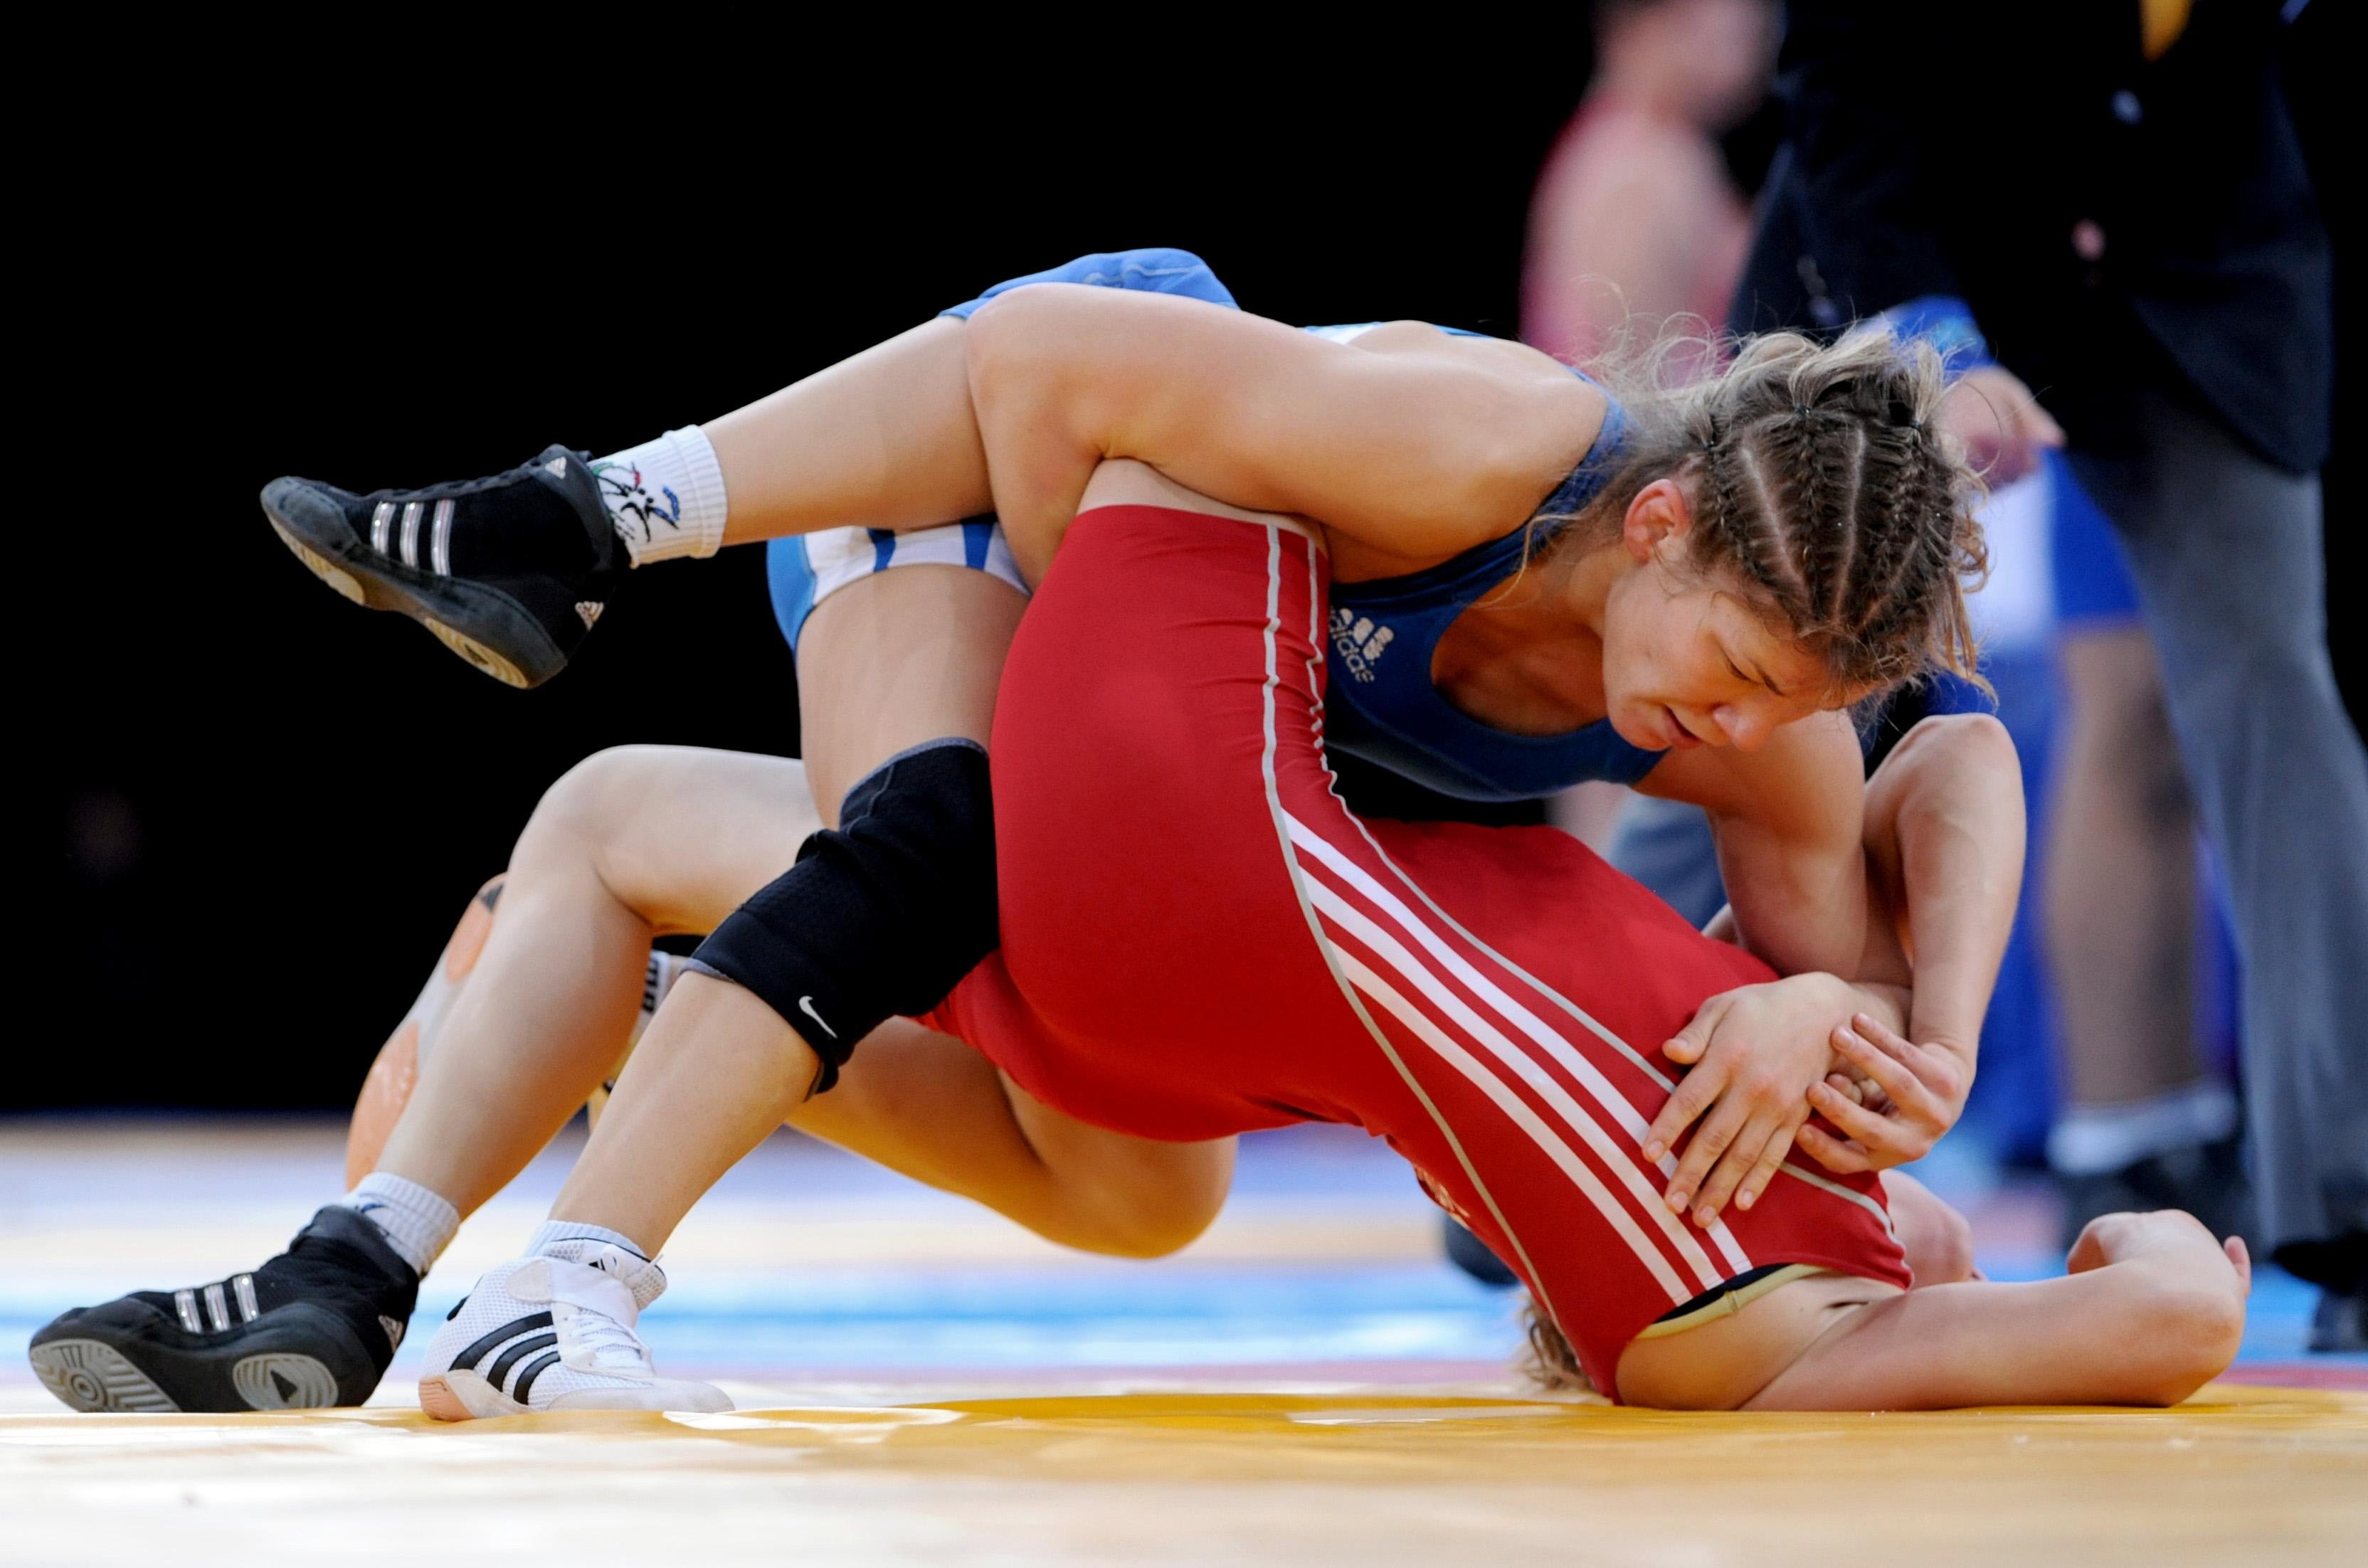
[416,1242,730,1419]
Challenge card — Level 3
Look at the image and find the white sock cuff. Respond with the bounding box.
[527,1219,652,1262]
[2049,1080,2239,1176]
[339,1173,460,1275]
[597,425,729,565]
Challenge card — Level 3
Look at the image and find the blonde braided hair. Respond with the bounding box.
[1546,325,1989,698]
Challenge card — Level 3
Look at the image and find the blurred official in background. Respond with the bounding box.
[1523,0,1773,372]
[1731,0,2362,1345]
[1522,0,1775,857]
[1527,1,2248,1254]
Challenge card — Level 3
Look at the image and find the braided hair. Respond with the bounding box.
[1508,331,1984,1392]
[1550,327,1987,697]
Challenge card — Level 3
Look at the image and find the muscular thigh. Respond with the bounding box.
[788,1018,1235,1254]
[549,745,817,935]
[579,563,1026,926]
[796,563,1027,821]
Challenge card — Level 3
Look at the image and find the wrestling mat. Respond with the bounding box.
[4,1121,2362,1566]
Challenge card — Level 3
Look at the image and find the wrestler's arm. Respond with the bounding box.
[1646,714,2024,1219]
[1792,713,2024,1177]
[1635,709,1871,980]
[964,284,1600,576]
[1614,712,1871,1221]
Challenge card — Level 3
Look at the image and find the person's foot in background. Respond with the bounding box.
[2276,1233,2367,1354]
[2307,1286,2364,1352]
[1441,1217,1519,1288]
[2052,1086,2255,1252]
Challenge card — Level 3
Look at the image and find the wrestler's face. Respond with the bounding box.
[1598,480,1844,754]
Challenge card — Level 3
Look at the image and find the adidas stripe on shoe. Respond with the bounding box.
[260,447,625,689]
[28,1205,418,1413]
[417,1244,728,1419]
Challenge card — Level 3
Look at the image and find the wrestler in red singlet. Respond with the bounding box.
[926,502,1910,1399]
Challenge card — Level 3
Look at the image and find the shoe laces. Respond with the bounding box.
[372,454,583,507]
[558,1301,653,1373]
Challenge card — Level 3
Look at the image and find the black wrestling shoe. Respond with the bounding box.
[260,445,624,688]
[28,1205,418,1412]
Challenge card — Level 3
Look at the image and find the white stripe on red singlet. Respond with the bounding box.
[1284,517,1772,1292]
[1340,800,1876,1259]
[1248,524,1565,1323]
[1287,820,1755,1283]
[1304,874,1729,1296]
[1776,1158,1896,1231]
[1328,945,1695,1304]
[1295,821,1680,1095]
[1291,822,1672,1138]
[1331,816,1818,1273]
[1292,515,1750,1292]
[1269,522,1725,1310]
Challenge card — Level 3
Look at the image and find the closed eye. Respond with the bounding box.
[1725,652,1787,700]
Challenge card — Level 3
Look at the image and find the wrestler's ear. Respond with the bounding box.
[1622,478,1694,566]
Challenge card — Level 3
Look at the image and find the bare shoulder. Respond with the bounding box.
[1347,322,1607,492]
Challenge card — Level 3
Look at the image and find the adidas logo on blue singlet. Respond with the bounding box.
[1329,608,1396,683]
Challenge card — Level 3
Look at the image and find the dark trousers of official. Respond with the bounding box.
[2067,385,2368,1287]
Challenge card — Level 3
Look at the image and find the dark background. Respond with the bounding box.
[24,16,2357,1113]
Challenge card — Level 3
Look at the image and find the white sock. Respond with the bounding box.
[339,1173,460,1275]
[2049,1080,2240,1176]
[527,1219,652,1263]
[591,425,729,566]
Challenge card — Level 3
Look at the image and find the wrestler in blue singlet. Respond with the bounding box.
[768,248,1666,804]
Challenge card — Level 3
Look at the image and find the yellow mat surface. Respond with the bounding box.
[4,1382,2362,1567]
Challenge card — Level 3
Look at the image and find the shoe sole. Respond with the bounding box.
[261,501,549,689]
[417,1370,522,1421]
[416,1369,733,1419]
[30,1341,179,1412]
[31,1337,348,1414]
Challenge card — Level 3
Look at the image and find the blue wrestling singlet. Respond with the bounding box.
[1321,396,1663,802]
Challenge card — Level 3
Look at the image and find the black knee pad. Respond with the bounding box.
[689,739,996,1093]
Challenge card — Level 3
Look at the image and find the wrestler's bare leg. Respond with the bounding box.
[670,303,1544,555]
[1613,1209,2246,1412]
[371,746,819,1217]
[549,466,1979,1268]
[544,561,1233,1256]
[348,550,1223,1256]
[796,1021,1234,1258]
[1883,1170,1977,1286]
[362,740,1229,1256]
[705,319,995,548]
[791,561,1022,823]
